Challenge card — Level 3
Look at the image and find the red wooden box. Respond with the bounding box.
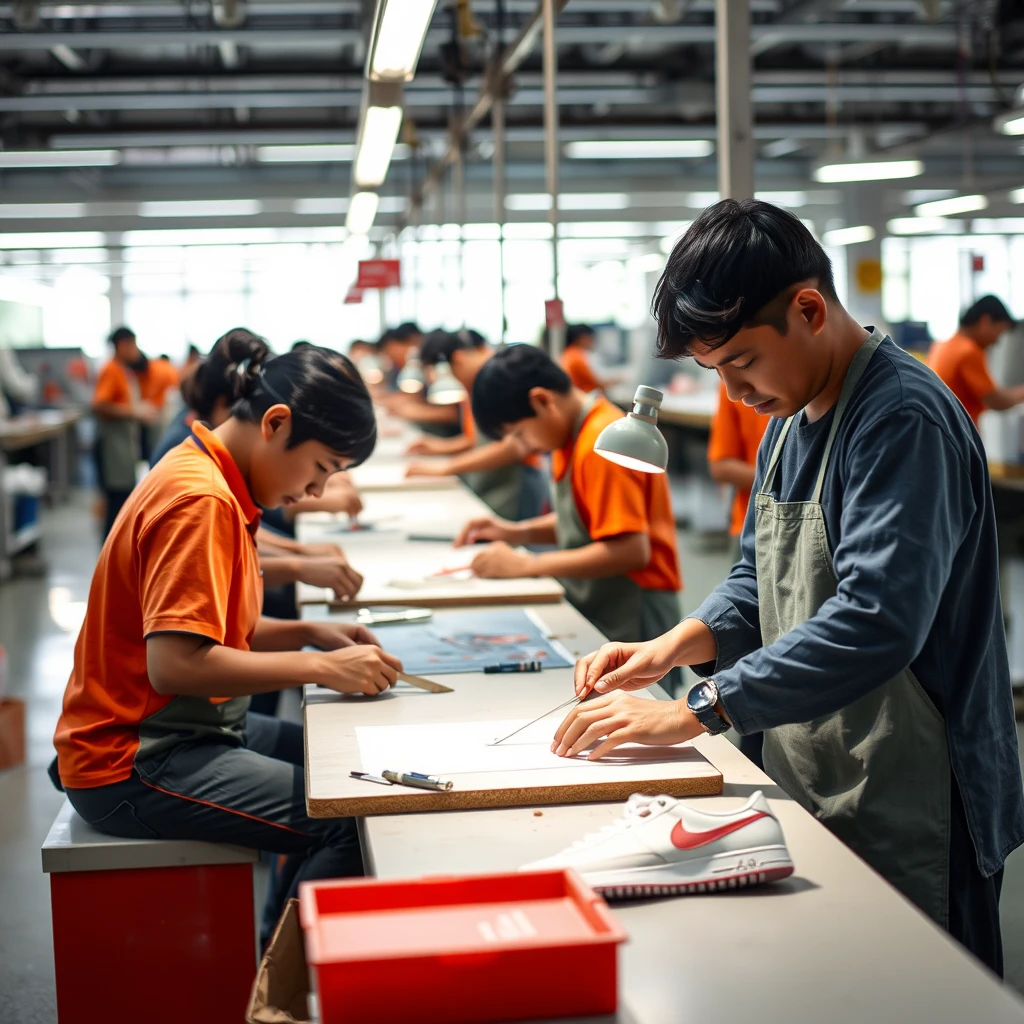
[299,869,625,1024]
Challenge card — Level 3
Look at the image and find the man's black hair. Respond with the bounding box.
[961,295,1015,328]
[231,344,377,465]
[419,328,487,368]
[565,324,595,347]
[109,326,136,346]
[187,344,201,358]
[653,199,837,357]
[393,322,422,341]
[471,344,571,441]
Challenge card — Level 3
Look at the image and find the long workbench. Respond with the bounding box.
[297,418,1024,1024]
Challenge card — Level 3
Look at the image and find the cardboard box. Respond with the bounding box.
[0,698,25,772]
[246,899,312,1024]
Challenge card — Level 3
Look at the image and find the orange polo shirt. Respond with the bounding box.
[552,395,681,592]
[927,333,996,427]
[54,422,263,789]
[560,345,602,393]
[707,381,771,536]
[140,358,180,409]
[461,398,542,470]
[93,359,137,409]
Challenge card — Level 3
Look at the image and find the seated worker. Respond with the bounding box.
[151,327,366,607]
[378,327,461,435]
[92,326,160,538]
[559,323,611,393]
[454,344,682,652]
[928,295,1024,429]
[552,200,1023,976]
[404,330,549,521]
[53,344,403,946]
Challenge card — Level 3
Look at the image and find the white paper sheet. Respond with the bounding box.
[355,719,698,777]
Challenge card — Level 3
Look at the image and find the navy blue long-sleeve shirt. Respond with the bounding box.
[688,333,1024,876]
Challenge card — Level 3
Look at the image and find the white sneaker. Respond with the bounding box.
[521,791,794,900]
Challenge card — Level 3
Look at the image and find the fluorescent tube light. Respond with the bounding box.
[256,144,356,163]
[368,0,439,82]
[994,111,1024,136]
[813,159,923,183]
[346,191,379,235]
[294,198,350,215]
[565,140,713,160]
[1010,188,1024,205]
[139,200,262,218]
[354,106,403,188]
[0,149,121,168]
[505,193,630,211]
[0,203,86,218]
[915,194,988,217]
[887,217,962,235]
[821,225,875,246]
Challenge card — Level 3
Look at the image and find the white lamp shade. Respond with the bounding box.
[427,359,467,405]
[397,354,425,393]
[594,385,669,473]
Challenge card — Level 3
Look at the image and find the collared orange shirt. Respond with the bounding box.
[552,395,681,592]
[928,332,996,427]
[140,358,180,409]
[54,422,263,789]
[707,381,771,536]
[93,359,137,409]
[560,346,602,393]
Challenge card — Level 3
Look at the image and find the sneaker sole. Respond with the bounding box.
[582,845,795,901]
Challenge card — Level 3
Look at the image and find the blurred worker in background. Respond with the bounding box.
[559,323,615,394]
[92,327,158,538]
[928,296,1024,429]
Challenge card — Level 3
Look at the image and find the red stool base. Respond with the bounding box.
[51,862,255,1024]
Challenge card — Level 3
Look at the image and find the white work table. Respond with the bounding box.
[297,476,1024,1024]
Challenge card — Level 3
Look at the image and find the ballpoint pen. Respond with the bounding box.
[381,771,454,792]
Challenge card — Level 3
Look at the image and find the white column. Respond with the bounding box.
[715,0,754,201]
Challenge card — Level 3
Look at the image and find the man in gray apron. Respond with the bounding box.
[554,200,1023,975]
[405,330,548,520]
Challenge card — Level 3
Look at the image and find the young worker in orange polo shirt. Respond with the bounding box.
[454,345,682,686]
[54,344,402,944]
[404,330,549,520]
[708,378,771,552]
[928,295,1024,429]
[559,324,607,393]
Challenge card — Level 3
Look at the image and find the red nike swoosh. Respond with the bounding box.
[670,812,768,850]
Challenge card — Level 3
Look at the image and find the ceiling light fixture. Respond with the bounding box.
[813,159,923,183]
[0,149,122,168]
[368,0,439,82]
[565,140,714,160]
[821,225,876,246]
[346,191,380,235]
[354,90,404,188]
[915,194,988,217]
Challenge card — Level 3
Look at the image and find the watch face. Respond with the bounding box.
[688,681,715,713]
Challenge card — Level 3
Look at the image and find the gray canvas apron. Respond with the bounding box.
[553,392,682,648]
[460,441,527,522]
[98,369,141,492]
[755,331,951,925]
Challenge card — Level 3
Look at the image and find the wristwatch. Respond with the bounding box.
[686,678,730,736]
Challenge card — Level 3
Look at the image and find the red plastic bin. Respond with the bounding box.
[299,869,626,1024]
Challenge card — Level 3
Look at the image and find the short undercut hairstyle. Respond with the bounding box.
[653,199,837,358]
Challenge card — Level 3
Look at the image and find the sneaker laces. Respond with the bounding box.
[563,794,674,852]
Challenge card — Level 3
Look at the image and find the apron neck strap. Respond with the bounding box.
[570,390,601,445]
[811,329,884,502]
[761,415,795,495]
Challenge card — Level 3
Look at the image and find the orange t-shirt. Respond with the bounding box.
[140,358,180,409]
[927,333,995,427]
[460,398,542,470]
[552,395,681,592]
[560,346,602,393]
[93,359,136,409]
[707,381,771,536]
[54,422,263,789]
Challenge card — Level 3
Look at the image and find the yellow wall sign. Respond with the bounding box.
[855,258,883,293]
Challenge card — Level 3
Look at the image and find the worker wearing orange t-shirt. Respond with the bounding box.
[708,380,771,544]
[928,295,1024,429]
[455,345,682,682]
[559,324,607,393]
[404,330,549,520]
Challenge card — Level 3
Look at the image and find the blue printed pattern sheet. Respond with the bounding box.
[372,608,574,676]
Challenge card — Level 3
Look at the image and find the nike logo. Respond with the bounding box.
[670,812,768,850]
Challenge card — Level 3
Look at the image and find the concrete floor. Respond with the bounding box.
[2,493,1024,1021]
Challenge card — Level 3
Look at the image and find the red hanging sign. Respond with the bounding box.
[544,298,565,328]
[344,285,365,304]
[356,259,402,289]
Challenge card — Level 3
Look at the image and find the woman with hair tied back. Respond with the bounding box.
[52,343,404,945]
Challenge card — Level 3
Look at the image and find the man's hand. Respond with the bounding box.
[134,400,160,426]
[470,541,536,579]
[296,556,364,600]
[298,541,345,559]
[405,460,448,478]
[551,692,701,760]
[305,621,380,651]
[454,515,517,547]
[406,438,440,456]
[317,646,402,697]
[573,634,684,698]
